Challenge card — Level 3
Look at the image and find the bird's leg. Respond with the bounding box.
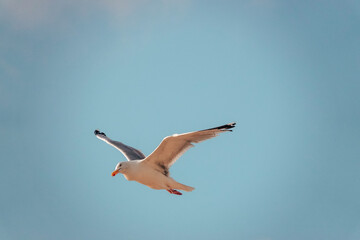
[167,189,182,195]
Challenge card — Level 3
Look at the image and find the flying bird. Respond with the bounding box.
[94,122,236,195]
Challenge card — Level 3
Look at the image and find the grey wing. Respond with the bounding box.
[94,130,146,161]
[143,122,236,175]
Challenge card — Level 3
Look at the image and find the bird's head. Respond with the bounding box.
[111,161,128,176]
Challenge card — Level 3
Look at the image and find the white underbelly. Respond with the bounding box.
[123,167,169,190]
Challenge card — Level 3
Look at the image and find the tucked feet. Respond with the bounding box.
[167,189,182,195]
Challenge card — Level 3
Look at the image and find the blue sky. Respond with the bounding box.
[1,1,360,240]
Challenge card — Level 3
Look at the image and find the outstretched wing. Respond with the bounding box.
[94,130,146,161]
[143,122,236,175]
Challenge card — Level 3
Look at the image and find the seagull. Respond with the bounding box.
[94,122,236,195]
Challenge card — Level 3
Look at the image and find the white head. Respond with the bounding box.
[111,161,129,177]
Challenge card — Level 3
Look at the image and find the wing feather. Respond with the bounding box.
[143,122,235,174]
[94,130,146,161]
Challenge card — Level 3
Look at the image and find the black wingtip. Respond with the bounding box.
[202,122,236,131]
[221,122,236,130]
[94,129,106,136]
[227,122,236,129]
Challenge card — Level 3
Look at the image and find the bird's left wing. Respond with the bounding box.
[143,123,236,175]
[94,130,146,161]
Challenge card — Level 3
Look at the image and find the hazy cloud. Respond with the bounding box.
[0,0,56,28]
[0,0,189,29]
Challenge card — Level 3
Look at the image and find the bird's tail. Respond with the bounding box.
[172,181,195,192]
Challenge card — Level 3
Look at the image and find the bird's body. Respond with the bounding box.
[94,122,235,195]
[118,160,193,191]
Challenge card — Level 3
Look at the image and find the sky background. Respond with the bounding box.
[1,1,360,240]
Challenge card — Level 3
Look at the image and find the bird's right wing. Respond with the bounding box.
[143,122,236,175]
[94,130,146,161]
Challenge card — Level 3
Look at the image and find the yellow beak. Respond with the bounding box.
[111,170,119,177]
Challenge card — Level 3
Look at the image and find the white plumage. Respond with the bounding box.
[94,122,235,195]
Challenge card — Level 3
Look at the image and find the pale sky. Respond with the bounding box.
[1,1,360,240]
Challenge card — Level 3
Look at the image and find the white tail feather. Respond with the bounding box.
[173,182,195,192]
